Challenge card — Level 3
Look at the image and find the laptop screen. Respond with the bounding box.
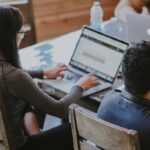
[70,27,128,83]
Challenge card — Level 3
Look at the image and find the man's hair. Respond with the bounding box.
[122,41,150,95]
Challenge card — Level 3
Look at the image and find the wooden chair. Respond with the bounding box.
[0,65,15,150]
[0,94,14,150]
[69,104,140,150]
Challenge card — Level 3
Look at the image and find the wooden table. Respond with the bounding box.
[19,28,123,112]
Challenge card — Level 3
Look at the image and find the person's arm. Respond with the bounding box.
[6,69,82,119]
[115,0,146,22]
[129,0,146,13]
[27,70,43,79]
[26,64,69,79]
[6,68,99,119]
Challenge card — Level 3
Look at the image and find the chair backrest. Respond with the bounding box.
[0,95,14,150]
[0,65,15,150]
[69,104,140,150]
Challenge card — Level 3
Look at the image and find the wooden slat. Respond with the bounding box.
[70,104,80,150]
[35,6,115,41]
[33,1,92,18]
[101,0,119,6]
[79,141,101,150]
[0,111,9,150]
[33,0,118,18]
[33,0,72,6]
[35,10,90,41]
[0,131,3,141]
[103,6,116,20]
[33,0,118,7]
[74,106,140,150]
[0,144,5,150]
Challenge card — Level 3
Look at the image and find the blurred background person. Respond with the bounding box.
[115,0,150,22]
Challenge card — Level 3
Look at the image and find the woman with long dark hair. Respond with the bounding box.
[0,6,99,150]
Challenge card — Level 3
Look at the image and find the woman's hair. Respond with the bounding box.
[0,6,23,68]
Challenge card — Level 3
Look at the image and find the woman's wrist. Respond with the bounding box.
[42,69,46,78]
[73,85,84,93]
[42,69,49,79]
[75,84,84,92]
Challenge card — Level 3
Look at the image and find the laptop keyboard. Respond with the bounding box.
[63,71,82,82]
[63,71,101,86]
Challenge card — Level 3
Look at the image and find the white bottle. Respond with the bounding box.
[90,0,103,31]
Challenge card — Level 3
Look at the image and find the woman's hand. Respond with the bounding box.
[43,64,69,79]
[76,74,100,91]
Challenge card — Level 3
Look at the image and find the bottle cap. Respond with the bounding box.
[94,1,100,5]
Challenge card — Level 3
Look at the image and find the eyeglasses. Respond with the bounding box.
[17,25,32,47]
[18,30,25,40]
[18,25,31,39]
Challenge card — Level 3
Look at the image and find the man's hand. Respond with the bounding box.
[43,64,69,79]
[76,74,100,91]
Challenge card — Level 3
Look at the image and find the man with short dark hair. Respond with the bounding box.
[97,41,150,150]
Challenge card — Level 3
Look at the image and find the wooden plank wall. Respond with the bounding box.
[32,0,119,42]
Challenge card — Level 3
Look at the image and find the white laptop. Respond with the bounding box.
[42,26,129,97]
[126,13,150,43]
